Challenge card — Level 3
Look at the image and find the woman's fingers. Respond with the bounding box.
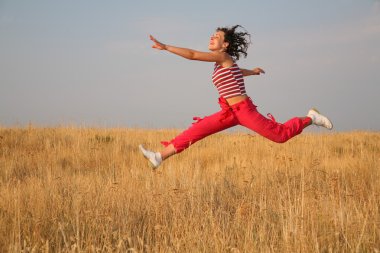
[149,35,165,50]
[254,68,265,74]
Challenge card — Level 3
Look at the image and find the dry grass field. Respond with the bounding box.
[0,126,379,252]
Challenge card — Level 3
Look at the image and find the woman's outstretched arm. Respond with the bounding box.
[240,68,265,76]
[150,35,229,64]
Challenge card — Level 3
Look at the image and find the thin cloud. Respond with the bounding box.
[270,9,380,50]
[135,16,185,34]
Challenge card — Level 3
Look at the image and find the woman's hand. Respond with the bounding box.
[150,35,167,50]
[252,67,265,75]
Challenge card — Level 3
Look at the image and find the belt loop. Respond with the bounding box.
[267,113,277,123]
[218,96,233,122]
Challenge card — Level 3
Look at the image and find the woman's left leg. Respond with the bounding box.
[236,99,311,143]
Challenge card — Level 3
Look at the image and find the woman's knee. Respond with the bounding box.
[271,136,288,143]
[261,133,288,143]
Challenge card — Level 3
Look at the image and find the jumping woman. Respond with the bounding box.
[139,25,333,169]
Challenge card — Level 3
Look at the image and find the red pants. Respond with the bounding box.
[162,97,311,153]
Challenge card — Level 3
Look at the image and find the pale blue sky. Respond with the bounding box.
[1,0,379,131]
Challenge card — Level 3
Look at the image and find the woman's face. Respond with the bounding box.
[208,31,229,52]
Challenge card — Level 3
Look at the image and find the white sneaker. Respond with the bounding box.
[307,108,333,130]
[138,144,162,169]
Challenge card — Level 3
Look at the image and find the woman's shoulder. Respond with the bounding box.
[216,61,239,69]
[215,52,234,67]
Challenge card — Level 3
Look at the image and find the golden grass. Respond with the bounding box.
[0,126,379,252]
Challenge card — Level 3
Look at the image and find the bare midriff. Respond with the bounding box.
[226,95,248,106]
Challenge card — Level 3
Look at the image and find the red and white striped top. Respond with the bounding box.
[212,63,246,99]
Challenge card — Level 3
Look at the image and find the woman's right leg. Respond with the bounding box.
[139,111,237,168]
[160,143,176,160]
[160,111,238,160]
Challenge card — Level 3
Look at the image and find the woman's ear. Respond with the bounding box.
[223,42,229,51]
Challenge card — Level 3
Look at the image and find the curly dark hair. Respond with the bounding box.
[216,25,251,61]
